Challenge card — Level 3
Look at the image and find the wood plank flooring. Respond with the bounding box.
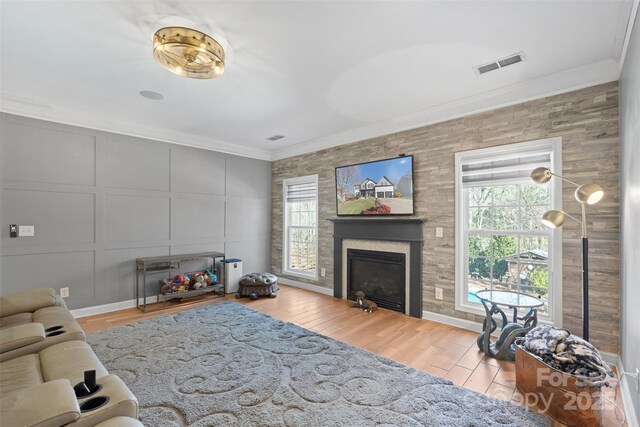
[78,285,627,426]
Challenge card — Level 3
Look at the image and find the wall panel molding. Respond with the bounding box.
[1,113,272,309]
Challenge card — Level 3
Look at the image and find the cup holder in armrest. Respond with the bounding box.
[74,383,102,398]
[80,396,109,413]
[45,330,66,337]
[45,325,64,333]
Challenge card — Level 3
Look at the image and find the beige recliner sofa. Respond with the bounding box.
[0,340,141,426]
[0,288,85,362]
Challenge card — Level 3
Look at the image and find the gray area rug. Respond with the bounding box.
[87,302,549,426]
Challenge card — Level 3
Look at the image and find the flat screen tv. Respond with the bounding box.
[335,155,414,216]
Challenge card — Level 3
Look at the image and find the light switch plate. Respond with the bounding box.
[60,287,69,298]
[321,268,326,277]
[435,288,443,300]
[436,227,444,238]
[18,225,35,237]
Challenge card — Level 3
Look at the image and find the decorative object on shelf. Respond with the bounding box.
[354,291,378,313]
[475,289,545,360]
[160,269,220,294]
[530,167,604,341]
[235,272,279,299]
[153,26,225,79]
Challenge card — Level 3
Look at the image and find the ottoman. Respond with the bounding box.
[236,273,279,300]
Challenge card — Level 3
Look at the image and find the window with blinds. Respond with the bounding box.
[283,175,318,278]
[454,138,563,323]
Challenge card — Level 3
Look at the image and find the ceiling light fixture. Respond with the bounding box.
[153,27,225,79]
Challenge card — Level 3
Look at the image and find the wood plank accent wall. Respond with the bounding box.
[271,82,620,353]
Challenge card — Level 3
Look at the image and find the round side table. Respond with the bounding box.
[475,290,545,361]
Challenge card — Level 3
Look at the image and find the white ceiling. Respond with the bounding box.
[0,1,635,161]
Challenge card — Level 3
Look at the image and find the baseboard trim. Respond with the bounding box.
[616,357,640,427]
[421,310,484,333]
[278,278,334,296]
[70,296,156,318]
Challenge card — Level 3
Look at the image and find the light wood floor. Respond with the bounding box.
[78,285,627,426]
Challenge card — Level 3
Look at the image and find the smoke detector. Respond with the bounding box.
[474,51,526,75]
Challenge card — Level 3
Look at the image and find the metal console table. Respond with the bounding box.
[475,290,545,361]
[135,251,226,313]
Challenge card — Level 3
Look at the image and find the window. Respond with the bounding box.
[454,138,562,324]
[283,175,318,278]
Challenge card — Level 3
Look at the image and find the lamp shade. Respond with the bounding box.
[530,167,552,184]
[575,183,604,205]
[541,210,566,228]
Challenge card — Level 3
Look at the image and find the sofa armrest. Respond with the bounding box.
[0,288,59,318]
[0,323,45,353]
[0,379,80,427]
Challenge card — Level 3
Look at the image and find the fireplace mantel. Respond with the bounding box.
[329,218,424,242]
[330,218,424,317]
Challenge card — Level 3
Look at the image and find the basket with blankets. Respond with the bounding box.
[515,326,616,427]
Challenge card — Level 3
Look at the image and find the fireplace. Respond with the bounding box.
[347,249,406,312]
[330,219,423,318]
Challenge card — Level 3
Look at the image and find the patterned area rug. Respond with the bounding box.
[87,302,548,426]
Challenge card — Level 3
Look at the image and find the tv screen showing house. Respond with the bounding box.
[335,156,414,216]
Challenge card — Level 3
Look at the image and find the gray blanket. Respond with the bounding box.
[521,326,615,387]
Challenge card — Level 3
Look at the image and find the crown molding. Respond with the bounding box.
[1,56,621,164]
[271,59,619,161]
[0,94,272,161]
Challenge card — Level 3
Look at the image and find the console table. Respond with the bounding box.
[475,290,545,360]
[135,252,225,313]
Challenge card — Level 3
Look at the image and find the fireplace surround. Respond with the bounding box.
[330,219,424,318]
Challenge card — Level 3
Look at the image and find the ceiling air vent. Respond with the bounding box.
[474,51,526,75]
[267,135,285,141]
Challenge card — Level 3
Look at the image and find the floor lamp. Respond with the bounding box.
[530,167,604,342]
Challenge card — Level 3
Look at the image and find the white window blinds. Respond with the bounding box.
[286,181,317,202]
[461,151,551,185]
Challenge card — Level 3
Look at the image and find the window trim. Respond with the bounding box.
[454,137,563,326]
[282,174,319,280]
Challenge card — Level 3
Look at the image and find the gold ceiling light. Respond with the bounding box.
[153,27,225,79]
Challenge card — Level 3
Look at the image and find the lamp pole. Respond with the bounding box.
[580,204,589,341]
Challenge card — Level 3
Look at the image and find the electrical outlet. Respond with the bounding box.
[60,287,69,298]
[321,268,326,277]
[436,227,444,238]
[435,288,443,300]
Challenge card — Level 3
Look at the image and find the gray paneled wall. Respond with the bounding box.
[0,113,271,309]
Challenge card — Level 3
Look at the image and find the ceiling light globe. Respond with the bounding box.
[541,210,566,228]
[575,183,604,205]
[530,167,552,184]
